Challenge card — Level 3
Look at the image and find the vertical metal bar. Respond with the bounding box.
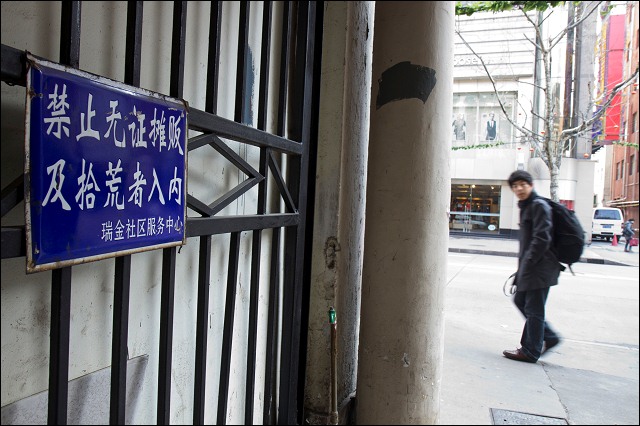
[235,1,250,124]
[245,229,261,425]
[278,3,305,420]
[277,1,292,137]
[48,3,81,423]
[193,236,212,425]
[257,0,272,212]
[263,227,281,425]
[298,3,324,423]
[110,255,131,425]
[170,1,188,99]
[124,1,144,88]
[206,1,223,114]
[245,165,269,424]
[217,231,241,425]
[157,4,186,423]
[157,246,177,425]
[110,4,143,423]
[257,1,273,131]
[48,266,72,425]
[279,2,317,423]
[59,1,81,68]
[245,4,273,423]
[288,2,308,142]
[279,230,298,423]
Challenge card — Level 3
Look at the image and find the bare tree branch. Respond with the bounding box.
[454,3,632,201]
[549,1,603,50]
[560,67,639,140]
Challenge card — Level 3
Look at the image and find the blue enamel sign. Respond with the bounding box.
[25,55,187,273]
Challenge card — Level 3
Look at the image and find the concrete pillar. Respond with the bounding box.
[304,2,375,424]
[356,2,453,424]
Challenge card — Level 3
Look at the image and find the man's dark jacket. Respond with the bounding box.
[516,191,561,291]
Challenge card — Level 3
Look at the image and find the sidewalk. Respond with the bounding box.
[442,233,639,425]
[448,234,640,267]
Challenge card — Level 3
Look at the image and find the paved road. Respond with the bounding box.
[440,251,639,425]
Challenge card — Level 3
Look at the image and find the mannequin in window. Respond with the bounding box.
[485,112,497,141]
[452,113,466,140]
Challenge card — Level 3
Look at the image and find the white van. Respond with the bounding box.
[592,207,624,241]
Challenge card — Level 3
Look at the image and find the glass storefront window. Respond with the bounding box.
[452,92,516,147]
[449,184,501,234]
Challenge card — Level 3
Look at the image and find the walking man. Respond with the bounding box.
[503,170,561,363]
[623,218,636,252]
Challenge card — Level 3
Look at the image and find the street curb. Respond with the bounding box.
[448,248,517,258]
[582,257,631,266]
[448,248,634,267]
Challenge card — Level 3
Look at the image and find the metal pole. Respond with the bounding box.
[329,307,338,425]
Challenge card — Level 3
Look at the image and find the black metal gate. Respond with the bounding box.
[1,1,322,424]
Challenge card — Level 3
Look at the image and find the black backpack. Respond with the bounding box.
[542,197,585,273]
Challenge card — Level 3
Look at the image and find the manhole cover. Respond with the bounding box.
[490,408,568,425]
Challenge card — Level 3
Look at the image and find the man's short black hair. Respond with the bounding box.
[508,170,533,187]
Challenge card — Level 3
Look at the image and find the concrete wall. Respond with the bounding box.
[451,148,519,180]
[576,159,597,240]
[529,157,596,238]
[304,2,374,424]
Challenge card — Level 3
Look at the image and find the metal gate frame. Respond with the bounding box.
[0,1,323,424]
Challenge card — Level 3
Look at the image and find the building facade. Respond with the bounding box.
[606,2,639,221]
[452,6,597,239]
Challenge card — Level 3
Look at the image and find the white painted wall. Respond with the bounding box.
[1,2,285,423]
[357,2,453,423]
[304,2,374,422]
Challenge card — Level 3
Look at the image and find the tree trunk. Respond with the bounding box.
[549,162,560,202]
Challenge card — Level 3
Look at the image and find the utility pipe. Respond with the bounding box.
[329,306,338,425]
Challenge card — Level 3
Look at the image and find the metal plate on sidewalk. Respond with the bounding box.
[490,408,568,425]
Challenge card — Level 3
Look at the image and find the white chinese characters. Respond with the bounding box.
[42,158,183,212]
[38,80,186,213]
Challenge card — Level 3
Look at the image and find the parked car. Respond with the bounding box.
[592,207,624,241]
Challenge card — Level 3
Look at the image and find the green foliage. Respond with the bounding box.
[591,141,639,151]
[451,141,505,150]
[599,3,616,18]
[455,1,567,16]
[612,141,640,149]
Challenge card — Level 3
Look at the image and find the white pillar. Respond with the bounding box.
[356,2,453,424]
[304,2,375,423]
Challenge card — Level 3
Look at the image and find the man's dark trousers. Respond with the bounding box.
[514,287,558,360]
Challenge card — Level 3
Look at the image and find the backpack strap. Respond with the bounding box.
[559,263,578,276]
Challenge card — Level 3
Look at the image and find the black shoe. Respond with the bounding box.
[503,348,537,363]
[541,339,560,355]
